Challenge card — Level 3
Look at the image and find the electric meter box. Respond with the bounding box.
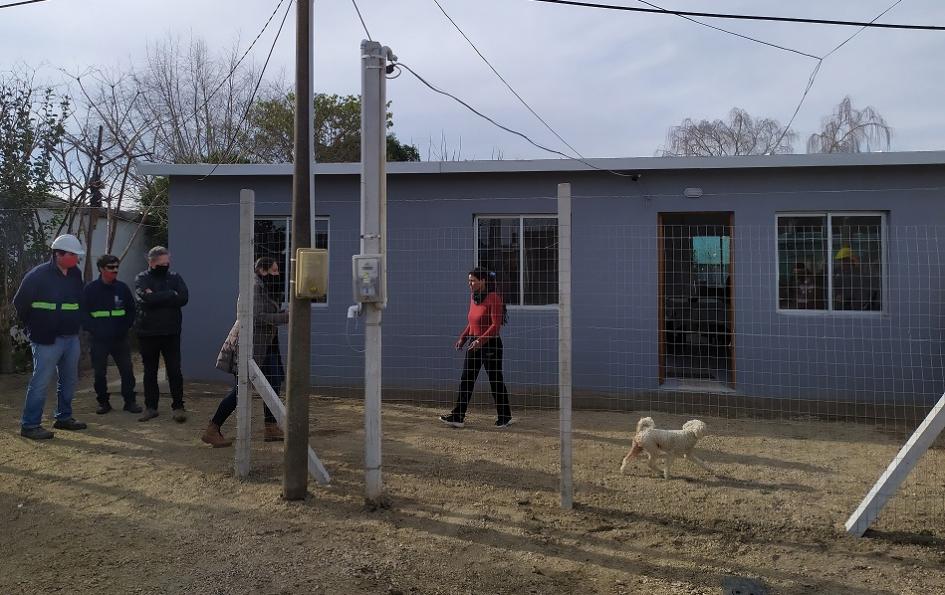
[352,254,385,304]
[294,248,329,300]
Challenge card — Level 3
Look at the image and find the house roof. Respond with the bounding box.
[136,151,945,178]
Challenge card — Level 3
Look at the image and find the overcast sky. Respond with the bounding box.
[2,0,944,160]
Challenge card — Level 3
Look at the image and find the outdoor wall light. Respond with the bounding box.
[683,187,704,199]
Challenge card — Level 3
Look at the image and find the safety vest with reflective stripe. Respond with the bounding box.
[89,309,127,318]
[32,301,80,311]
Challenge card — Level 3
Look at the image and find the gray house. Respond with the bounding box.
[138,152,945,419]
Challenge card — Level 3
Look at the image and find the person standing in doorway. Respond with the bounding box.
[82,255,141,415]
[12,234,88,439]
[440,267,512,429]
[201,257,288,447]
[135,246,189,422]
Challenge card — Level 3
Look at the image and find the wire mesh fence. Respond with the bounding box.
[238,195,945,539]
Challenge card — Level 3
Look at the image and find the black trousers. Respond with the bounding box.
[211,340,282,427]
[90,336,136,404]
[451,337,511,420]
[139,334,184,410]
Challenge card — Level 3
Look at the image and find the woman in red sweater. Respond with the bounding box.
[440,267,512,428]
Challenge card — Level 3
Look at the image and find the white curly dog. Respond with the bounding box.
[620,416,713,479]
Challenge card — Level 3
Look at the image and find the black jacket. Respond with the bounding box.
[134,268,189,336]
[82,277,136,340]
[12,259,84,345]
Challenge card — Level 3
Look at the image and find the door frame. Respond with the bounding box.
[657,212,736,387]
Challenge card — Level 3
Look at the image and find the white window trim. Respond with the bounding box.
[775,211,887,315]
[256,215,330,308]
[473,214,559,310]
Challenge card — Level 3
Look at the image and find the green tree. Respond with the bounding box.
[138,176,169,247]
[0,80,69,373]
[248,92,419,163]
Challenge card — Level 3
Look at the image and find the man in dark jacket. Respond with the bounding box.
[12,234,89,439]
[83,254,141,415]
[135,246,189,422]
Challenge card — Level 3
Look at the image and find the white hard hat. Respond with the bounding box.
[50,234,86,255]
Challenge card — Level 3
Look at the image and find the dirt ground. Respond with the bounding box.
[2,371,945,595]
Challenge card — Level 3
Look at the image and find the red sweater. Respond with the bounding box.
[459,292,503,340]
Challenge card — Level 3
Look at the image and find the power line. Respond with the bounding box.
[351,0,373,41]
[396,62,635,177]
[633,0,818,59]
[0,0,50,8]
[430,0,587,159]
[772,0,903,152]
[200,0,293,180]
[528,0,945,31]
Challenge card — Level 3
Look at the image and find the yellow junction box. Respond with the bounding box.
[294,248,328,300]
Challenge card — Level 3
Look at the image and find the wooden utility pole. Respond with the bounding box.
[83,125,104,280]
[284,0,314,500]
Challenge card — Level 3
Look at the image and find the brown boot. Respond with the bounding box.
[264,422,284,442]
[201,423,232,448]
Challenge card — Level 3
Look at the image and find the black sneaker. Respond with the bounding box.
[172,407,187,423]
[438,414,465,429]
[138,408,159,422]
[96,401,112,415]
[123,402,143,414]
[53,418,88,431]
[495,418,514,429]
[20,426,54,440]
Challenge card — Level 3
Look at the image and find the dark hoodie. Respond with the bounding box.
[12,258,84,345]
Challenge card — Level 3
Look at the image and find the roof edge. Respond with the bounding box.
[136,151,945,177]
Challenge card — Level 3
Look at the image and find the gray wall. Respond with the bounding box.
[168,163,945,411]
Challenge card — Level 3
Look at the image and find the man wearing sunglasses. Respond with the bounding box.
[82,255,140,415]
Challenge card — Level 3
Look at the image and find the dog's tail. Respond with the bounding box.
[636,416,655,433]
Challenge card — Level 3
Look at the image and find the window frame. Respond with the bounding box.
[775,211,887,315]
[254,215,330,307]
[473,214,559,310]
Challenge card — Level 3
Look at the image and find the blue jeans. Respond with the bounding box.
[21,335,81,429]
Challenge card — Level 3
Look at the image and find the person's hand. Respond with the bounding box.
[467,338,481,351]
[454,337,466,351]
[144,288,153,294]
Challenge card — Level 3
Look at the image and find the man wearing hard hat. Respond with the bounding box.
[834,245,867,311]
[12,234,89,439]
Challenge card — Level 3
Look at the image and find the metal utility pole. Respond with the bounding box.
[284,0,314,501]
[360,40,392,505]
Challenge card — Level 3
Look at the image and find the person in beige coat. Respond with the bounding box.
[201,257,288,447]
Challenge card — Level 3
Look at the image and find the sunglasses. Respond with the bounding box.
[103,264,120,271]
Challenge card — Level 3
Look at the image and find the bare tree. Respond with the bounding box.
[54,68,156,266]
[659,108,795,157]
[133,36,260,163]
[807,96,892,154]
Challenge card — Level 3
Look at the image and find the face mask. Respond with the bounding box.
[101,270,119,283]
[59,254,79,269]
[152,264,169,276]
[262,273,283,301]
[472,290,487,305]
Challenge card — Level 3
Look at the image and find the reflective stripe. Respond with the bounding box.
[90,311,111,318]
[111,309,126,317]
[61,303,79,311]
[31,302,57,310]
